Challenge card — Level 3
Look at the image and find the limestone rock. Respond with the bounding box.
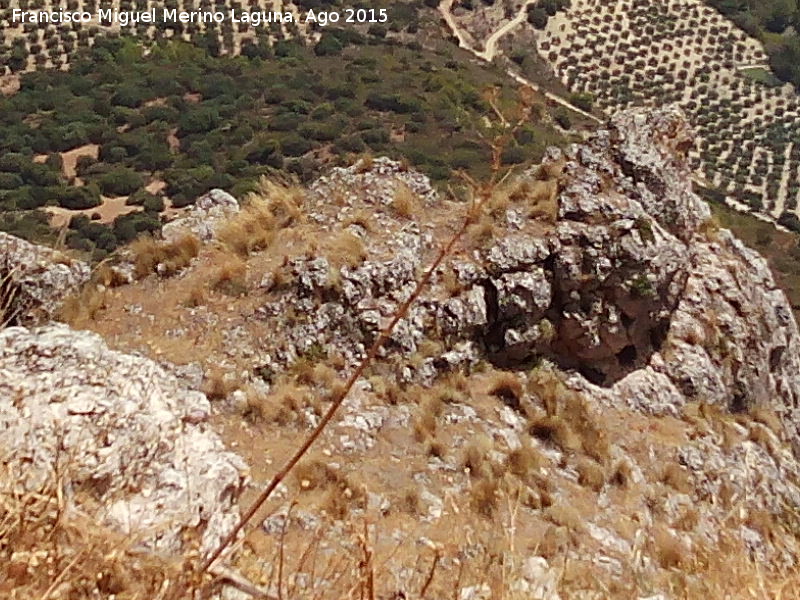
[0,232,89,326]
[162,188,239,243]
[0,324,247,555]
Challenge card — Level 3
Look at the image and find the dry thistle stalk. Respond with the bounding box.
[198,89,536,579]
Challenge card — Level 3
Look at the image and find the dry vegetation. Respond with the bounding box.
[34,154,800,599]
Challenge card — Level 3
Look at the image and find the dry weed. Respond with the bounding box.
[58,283,108,325]
[462,435,494,479]
[506,440,545,479]
[488,372,524,412]
[390,181,420,219]
[209,253,247,296]
[202,366,240,401]
[575,457,606,491]
[131,233,200,278]
[217,178,304,257]
[322,231,367,269]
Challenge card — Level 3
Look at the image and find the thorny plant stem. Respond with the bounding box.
[201,193,490,574]
[200,93,529,575]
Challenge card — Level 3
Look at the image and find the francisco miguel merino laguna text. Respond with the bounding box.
[11,7,388,27]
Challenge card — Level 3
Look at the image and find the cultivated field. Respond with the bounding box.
[537,0,800,221]
[0,0,315,71]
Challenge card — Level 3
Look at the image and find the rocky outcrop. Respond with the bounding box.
[256,106,800,444]
[162,188,239,243]
[0,324,247,555]
[0,232,89,326]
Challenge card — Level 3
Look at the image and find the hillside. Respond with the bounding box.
[5,2,800,599]
[4,106,800,598]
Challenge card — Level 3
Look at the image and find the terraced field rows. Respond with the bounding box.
[538,0,800,220]
[1,0,314,72]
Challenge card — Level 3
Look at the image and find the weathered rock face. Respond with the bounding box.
[162,188,239,243]
[0,232,90,326]
[259,106,800,442]
[0,324,247,555]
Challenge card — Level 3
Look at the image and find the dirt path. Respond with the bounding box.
[437,0,601,123]
[479,0,539,61]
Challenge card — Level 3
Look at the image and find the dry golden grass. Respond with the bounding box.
[58,283,107,326]
[0,462,190,599]
[93,261,130,288]
[399,486,421,515]
[660,463,694,494]
[470,477,501,517]
[506,440,545,479]
[390,181,420,219]
[527,368,609,463]
[182,280,208,307]
[462,435,494,479]
[544,503,585,533]
[343,209,375,232]
[293,459,364,519]
[488,372,524,412]
[440,266,463,297]
[466,214,497,249]
[504,177,559,223]
[209,253,247,296]
[243,381,312,425]
[217,178,304,257]
[749,405,784,438]
[321,230,367,269]
[130,233,201,279]
[651,524,688,569]
[528,415,582,453]
[355,154,374,173]
[575,456,606,491]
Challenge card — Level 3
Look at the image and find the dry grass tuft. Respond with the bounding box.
[575,457,606,491]
[59,283,108,325]
[660,463,693,494]
[466,214,497,249]
[217,178,304,257]
[355,154,374,173]
[488,372,524,412]
[506,440,545,479]
[294,460,363,520]
[413,393,444,443]
[0,462,188,598]
[462,435,494,479]
[400,486,421,515]
[527,368,609,462]
[470,477,501,517]
[610,459,634,488]
[244,381,312,425]
[390,181,420,219]
[131,233,201,279]
[182,280,208,308]
[322,230,367,269]
[528,415,581,453]
[440,266,463,297]
[506,178,559,223]
[343,209,375,232]
[544,503,585,533]
[651,525,688,569]
[202,366,241,401]
[749,405,784,438]
[209,253,247,296]
[294,459,345,492]
[93,262,131,288]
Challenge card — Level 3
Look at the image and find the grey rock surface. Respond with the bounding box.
[0,324,247,555]
[162,188,239,243]
[0,232,90,325]
[261,107,800,445]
